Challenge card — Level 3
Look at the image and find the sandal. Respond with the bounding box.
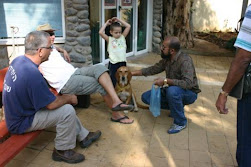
[110,116,134,124]
[111,103,134,111]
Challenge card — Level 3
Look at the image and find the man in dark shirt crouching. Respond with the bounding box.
[132,36,201,134]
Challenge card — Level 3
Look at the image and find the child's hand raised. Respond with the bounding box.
[111,17,119,23]
[106,19,112,25]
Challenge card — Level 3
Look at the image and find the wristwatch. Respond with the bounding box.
[220,89,228,97]
[163,78,168,86]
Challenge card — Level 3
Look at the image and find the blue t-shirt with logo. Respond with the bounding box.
[2,56,56,134]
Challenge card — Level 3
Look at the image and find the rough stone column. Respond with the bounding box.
[152,0,163,54]
[64,0,92,67]
[0,47,9,69]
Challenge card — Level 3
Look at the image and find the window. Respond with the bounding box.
[0,0,65,45]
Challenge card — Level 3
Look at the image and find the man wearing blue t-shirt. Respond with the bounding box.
[2,31,101,164]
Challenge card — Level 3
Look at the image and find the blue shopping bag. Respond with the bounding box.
[150,84,161,117]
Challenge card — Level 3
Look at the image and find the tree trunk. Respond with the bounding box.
[163,0,194,48]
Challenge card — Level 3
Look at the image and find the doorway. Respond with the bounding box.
[90,0,152,64]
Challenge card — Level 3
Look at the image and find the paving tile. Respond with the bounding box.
[147,145,170,158]
[152,123,170,138]
[130,135,151,149]
[84,148,105,161]
[45,141,56,151]
[149,134,169,148]
[27,163,48,167]
[169,128,189,150]
[211,152,234,166]
[155,110,171,125]
[212,164,235,167]
[64,159,100,167]
[168,149,189,161]
[189,130,209,151]
[29,149,54,166]
[205,119,225,137]
[6,159,28,167]
[123,150,148,166]
[144,155,170,167]
[13,148,40,163]
[225,137,238,166]
[122,165,144,167]
[166,158,189,167]
[208,135,230,153]
[28,131,55,151]
[223,127,236,138]
[190,161,212,167]
[100,148,127,166]
[190,150,211,163]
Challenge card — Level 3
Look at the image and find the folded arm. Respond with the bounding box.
[47,94,78,110]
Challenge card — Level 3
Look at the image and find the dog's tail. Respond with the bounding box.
[132,92,149,109]
[136,102,149,109]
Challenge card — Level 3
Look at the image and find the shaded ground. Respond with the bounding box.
[194,32,238,51]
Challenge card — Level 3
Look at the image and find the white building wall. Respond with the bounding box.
[193,0,251,32]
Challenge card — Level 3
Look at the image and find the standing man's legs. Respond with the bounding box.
[236,93,251,167]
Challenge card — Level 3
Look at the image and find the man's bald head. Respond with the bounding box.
[165,36,180,52]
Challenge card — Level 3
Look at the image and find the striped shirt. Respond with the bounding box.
[234,5,251,52]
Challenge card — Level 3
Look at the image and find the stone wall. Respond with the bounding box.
[152,0,162,54]
[152,1,163,53]
[64,0,92,67]
[0,47,9,69]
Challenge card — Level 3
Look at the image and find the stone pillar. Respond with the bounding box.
[64,0,92,67]
[152,0,162,54]
[0,47,9,69]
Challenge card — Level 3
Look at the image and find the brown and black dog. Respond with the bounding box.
[115,66,148,111]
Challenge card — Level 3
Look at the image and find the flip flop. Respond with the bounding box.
[111,103,134,111]
[110,116,134,124]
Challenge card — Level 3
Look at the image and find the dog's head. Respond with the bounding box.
[115,66,132,87]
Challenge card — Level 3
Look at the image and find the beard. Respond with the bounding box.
[161,50,171,59]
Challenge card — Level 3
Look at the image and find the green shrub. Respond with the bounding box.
[225,37,236,51]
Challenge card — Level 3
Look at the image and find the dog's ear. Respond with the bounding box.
[115,67,121,82]
[127,68,132,82]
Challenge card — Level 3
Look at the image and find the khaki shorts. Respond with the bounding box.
[60,64,108,96]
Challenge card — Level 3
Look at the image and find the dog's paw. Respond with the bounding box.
[133,107,138,112]
[124,110,129,114]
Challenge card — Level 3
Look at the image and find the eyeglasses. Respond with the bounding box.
[40,45,53,50]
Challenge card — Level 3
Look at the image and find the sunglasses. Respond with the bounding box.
[46,31,55,36]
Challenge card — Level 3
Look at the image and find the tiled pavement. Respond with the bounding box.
[6,40,238,167]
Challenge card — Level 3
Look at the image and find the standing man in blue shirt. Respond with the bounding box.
[3,31,101,164]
